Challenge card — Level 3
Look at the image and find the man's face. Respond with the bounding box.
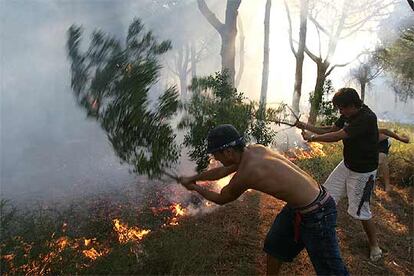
[212,150,232,166]
[336,105,359,118]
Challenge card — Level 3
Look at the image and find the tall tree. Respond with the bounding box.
[197,0,242,85]
[305,0,393,123]
[174,44,191,99]
[285,0,309,114]
[235,17,245,88]
[140,0,218,100]
[350,58,382,102]
[66,19,180,178]
[166,38,214,100]
[375,23,414,101]
[259,0,272,116]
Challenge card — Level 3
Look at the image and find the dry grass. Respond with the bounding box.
[1,123,413,275]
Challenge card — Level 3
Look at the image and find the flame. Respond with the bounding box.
[82,247,110,260]
[285,142,326,160]
[166,203,186,226]
[57,237,69,250]
[84,239,91,246]
[3,199,192,274]
[171,203,185,217]
[113,219,151,244]
[2,254,15,261]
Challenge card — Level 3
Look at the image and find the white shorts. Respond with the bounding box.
[323,160,377,220]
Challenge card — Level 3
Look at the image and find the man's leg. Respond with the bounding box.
[323,160,348,204]
[382,156,391,192]
[361,219,382,261]
[263,206,304,275]
[346,170,382,261]
[301,198,348,275]
[267,254,283,276]
[378,153,391,191]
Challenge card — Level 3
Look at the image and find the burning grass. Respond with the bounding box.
[0,178,227,274]
[1,123,413,275]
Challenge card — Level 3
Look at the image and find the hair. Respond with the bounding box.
[216,144,245,155]
[230,143,245,153]
[332,88,362,108]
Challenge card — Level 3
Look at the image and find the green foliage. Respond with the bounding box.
[250,117,276,146]
[375,23,414,101]
[179,71,277,171]
[295,143,343,184]
[310,79,338,126]
[66,19,180,178]
[178,71,255,171]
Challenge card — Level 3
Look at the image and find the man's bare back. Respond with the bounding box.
[237,144,320,207]
[179,124,348,275]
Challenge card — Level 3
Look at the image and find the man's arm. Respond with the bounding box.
[183,164,238,183]
[379,128,410,143]
[296,121,340,134]
[302,129,349,143]
[184,173,247,205]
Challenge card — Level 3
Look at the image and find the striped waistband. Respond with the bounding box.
[294,186,330,214]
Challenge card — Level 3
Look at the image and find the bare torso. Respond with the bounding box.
[236,144,320,207]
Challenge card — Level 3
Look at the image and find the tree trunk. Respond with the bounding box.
[190,42,197,79]
[235,18,245,88]
[221,0,240,85]
[308,62,327,124]
[176,45,190,99]
[360,82,366,103]
[221,34,236,85]
[197,0,241,86]
[291,0,308,114]
[179,71,188,99]
[260,0,271,115]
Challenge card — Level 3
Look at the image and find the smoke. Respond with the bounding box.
[1,0,412,205]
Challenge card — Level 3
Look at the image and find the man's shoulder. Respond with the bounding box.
[352,105,377,124]
[361,105,377,120]
[245,143,269,156]
[240,145,273,172]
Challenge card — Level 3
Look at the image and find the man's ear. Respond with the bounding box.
[223,148,234,158]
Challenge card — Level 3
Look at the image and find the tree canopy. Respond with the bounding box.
[178,71,254,171]
[66,19,180,178]
[179,71,277,171]
[375,23,414,101]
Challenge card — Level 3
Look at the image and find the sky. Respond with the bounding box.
[1,0,413,203]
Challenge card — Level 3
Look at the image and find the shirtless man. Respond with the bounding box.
[179,124,348,276]
[377,128,410,192]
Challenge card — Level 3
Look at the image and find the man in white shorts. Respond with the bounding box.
[297,88,382,261]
